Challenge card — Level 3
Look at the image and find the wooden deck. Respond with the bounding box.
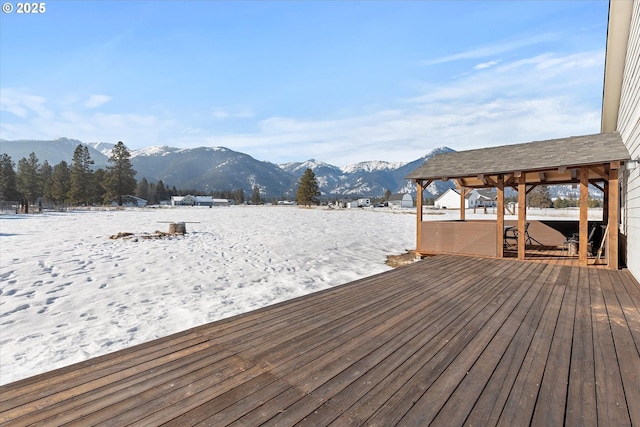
[1,255,639,426]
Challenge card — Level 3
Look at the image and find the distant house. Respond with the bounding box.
[435,189,496,209]
[387,193,414,208]
[468,189,497,208]
[112,195,147,207]
[346,198,371,208]
[171,195,229,207]
[435,189,466,209]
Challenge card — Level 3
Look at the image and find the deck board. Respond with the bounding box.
[1,255,639,426]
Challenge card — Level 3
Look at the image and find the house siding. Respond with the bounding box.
[620,1,640,277]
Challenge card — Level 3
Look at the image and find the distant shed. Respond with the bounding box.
[387,193,414,208]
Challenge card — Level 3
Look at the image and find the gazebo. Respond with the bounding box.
[406,132,631,269]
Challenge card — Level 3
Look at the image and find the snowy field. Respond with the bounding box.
[0,205,593,385]
[0,206,419,385]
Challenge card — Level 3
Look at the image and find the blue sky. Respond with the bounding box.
[1,1,609,166]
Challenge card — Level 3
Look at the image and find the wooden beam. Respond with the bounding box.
[603,181,609,224]
[571,169,578,180]
[579,167,589,267]
[591,181,605,193]
[558,166,567,174]
[608,168,619,269]
[497,175,504,258]
[483,175,498,187]
[538,172,546,182]
[589,166,608,180]
[525,184,538,195]
[460,187,466,221]
[416,180,424,254]
[504,173,515,186]
[518,173,526,260]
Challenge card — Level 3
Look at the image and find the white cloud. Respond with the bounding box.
[84,94,112,108]
[203,49,604,165]
[423,33,558,65]
[0,88,51,119]
[212,107,254,120]
[474,60,499,70]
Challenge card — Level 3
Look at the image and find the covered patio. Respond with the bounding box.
[406,132,632,269]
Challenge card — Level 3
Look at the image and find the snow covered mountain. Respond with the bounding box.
[1,137,456,198]
[0,138,110,168]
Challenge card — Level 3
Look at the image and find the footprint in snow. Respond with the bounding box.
[1,304,30,317]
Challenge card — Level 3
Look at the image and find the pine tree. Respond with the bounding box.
[296,168,320,207]
[157,180,169,202]
[528,185,553,208]
[251,185,261,205]
[69,144,95,205]
[93,168,107,204]
[39,160,53,201]
[50,161,71,205]
[103,141,137,206]
[234,188,245,205]
[16,152,40,204]
[136,177,150,201]
[0,153,18,201]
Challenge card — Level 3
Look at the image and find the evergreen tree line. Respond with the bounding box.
[0,142,140,207]
[0,143,264,207]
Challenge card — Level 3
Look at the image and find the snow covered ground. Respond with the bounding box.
[0,205,593,385]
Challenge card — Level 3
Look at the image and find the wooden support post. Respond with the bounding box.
[518,173,526,260]
[460,187,466,221]
[579,167,589,267]
[416,180,424,254]
[608,164,619,269]
[602,181,609,225]
[497,174,504,258]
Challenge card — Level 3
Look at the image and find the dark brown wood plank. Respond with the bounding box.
[429,263,565,426]
[65,358,260,426]
[279,259,524,426]
[363,263,548,426]
[0,338,216,423]
[9,345,234,427]
[598,269,640,424]
[158,373,282,426]
[565,267,597,425]
[337,261,545,426]
[495,264,569,425]
[0,332,210,406]
[589,267,631,426]
[463,264,563,426]
[400,263,557,426]
[607,269,640,355]
[530,264,578,425]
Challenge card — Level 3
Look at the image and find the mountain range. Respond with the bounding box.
[1,138,601,200]
[0,138,455,199]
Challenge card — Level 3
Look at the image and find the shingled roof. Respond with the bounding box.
[406,132,630,181]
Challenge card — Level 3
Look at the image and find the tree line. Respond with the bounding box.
[0,143,273,208]
[0,142,140,207]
